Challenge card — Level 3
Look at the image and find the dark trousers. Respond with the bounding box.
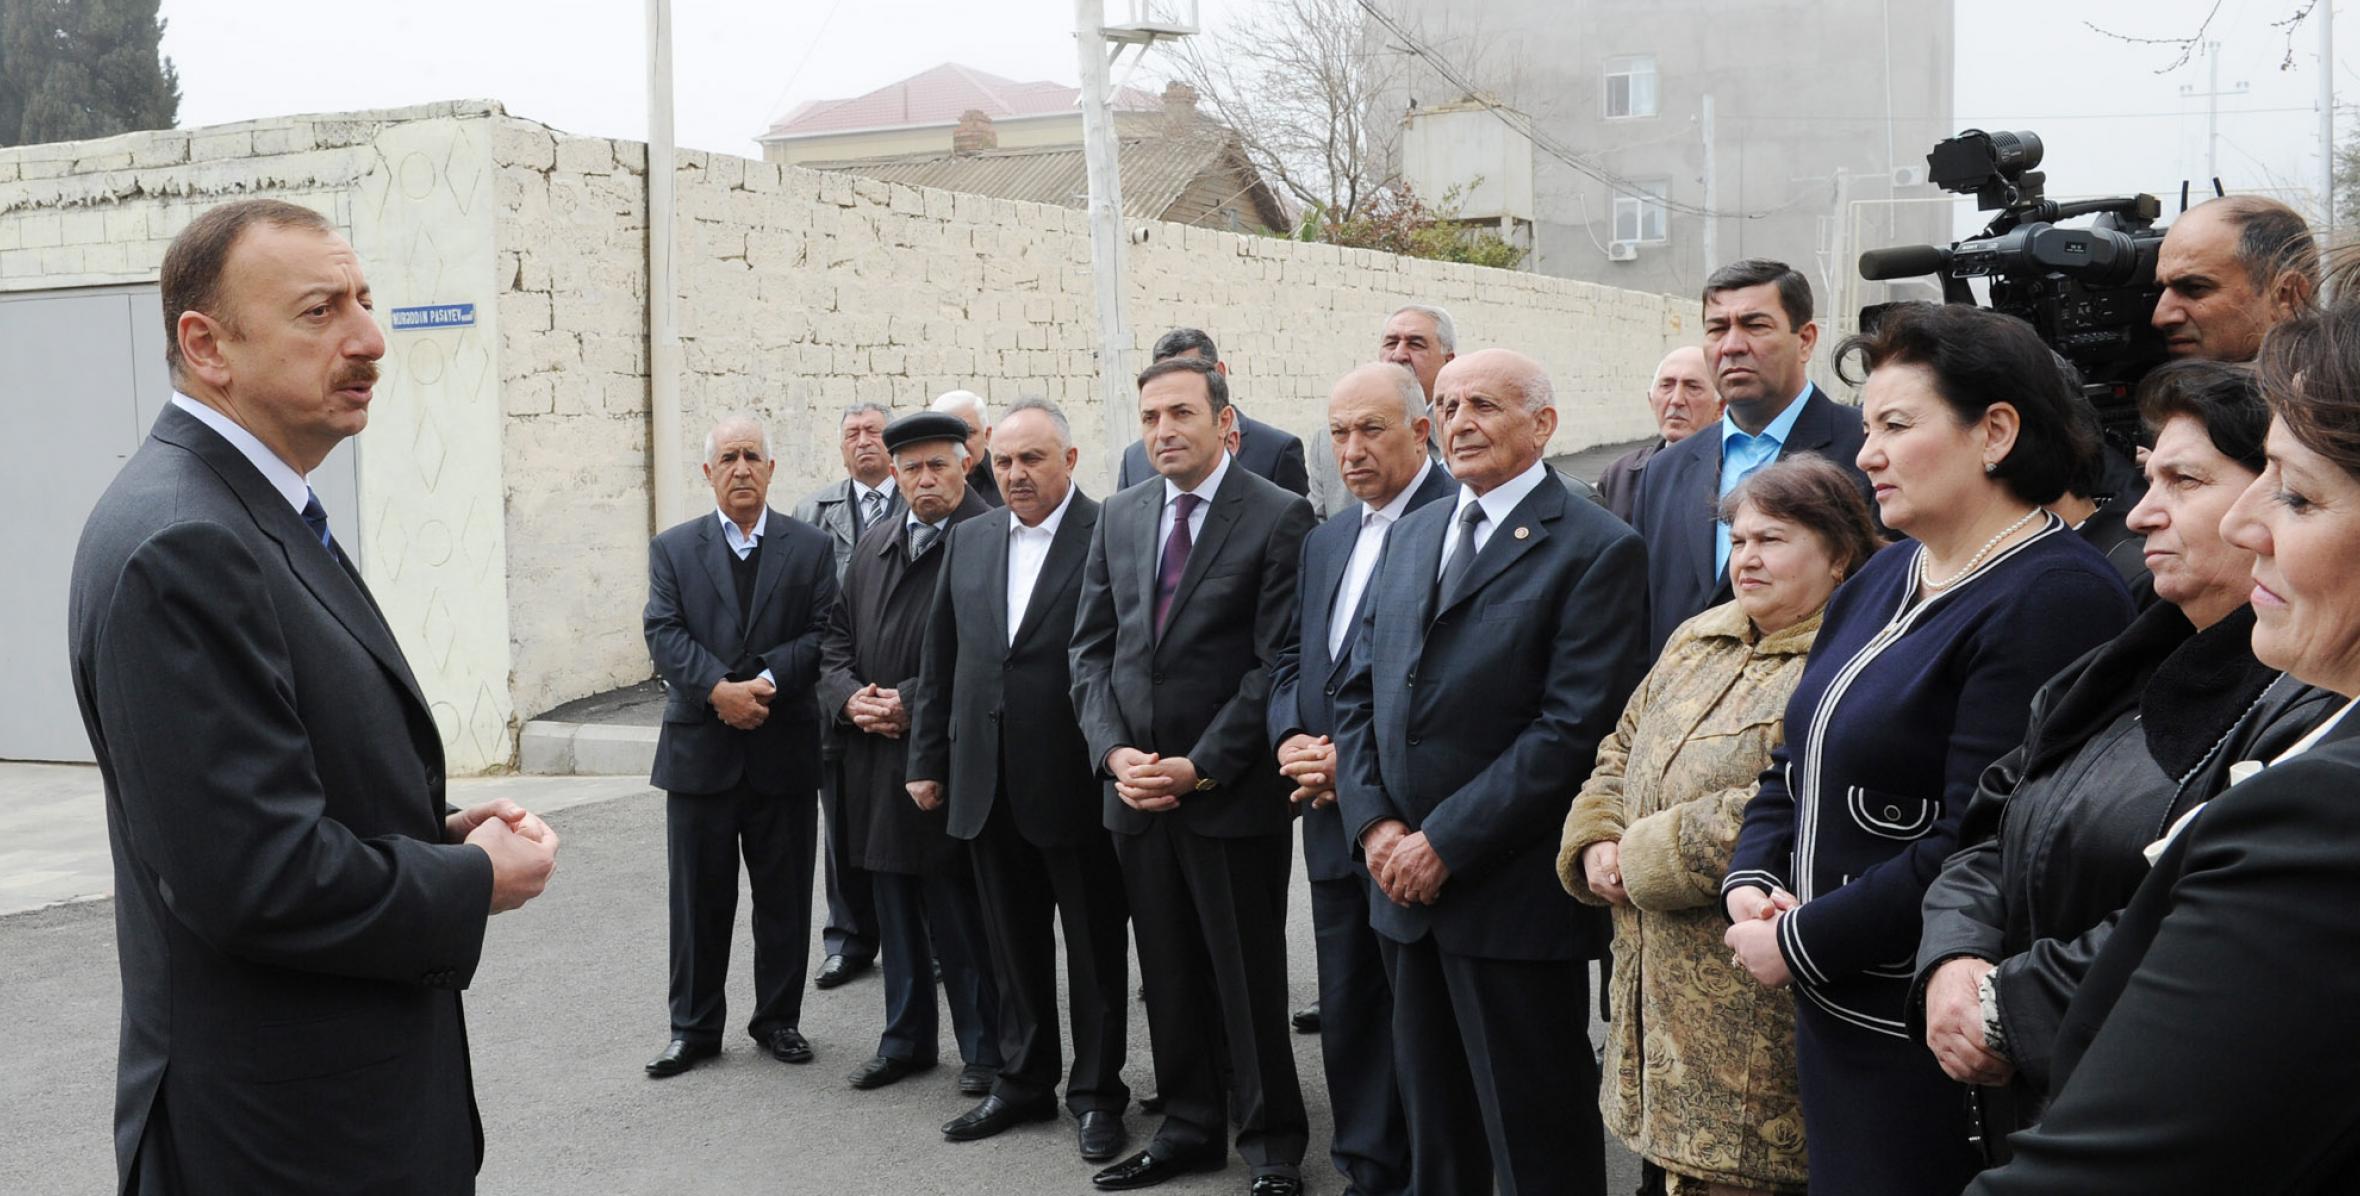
[1116,818,1307,1177]
[872,867,1001,1067]
[819,755,877,962]
[665,784,816,1044]
[1383,935,1604,1196]
[1310,872,1411,1195]
[970,796,1132,1113]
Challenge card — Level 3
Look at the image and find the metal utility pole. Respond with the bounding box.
[1700,93,1717,275]
[2181,41,2248,184]
[647,0,686,532]
[1075,0,1135,488]
[2324,2,2338,241]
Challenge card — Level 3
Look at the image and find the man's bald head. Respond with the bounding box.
[2154,196,2319,362]
[1327,363,1432,507]
[1435,348,1558,494]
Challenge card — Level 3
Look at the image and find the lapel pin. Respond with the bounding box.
[1513,526,1530,540]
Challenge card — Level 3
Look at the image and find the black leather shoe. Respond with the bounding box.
[1090,1146,1225,1190]
[1137,1091,1165,1113]
[814,954,871,989]
[957,1062,996,1096]
[1290,1003,1321,1034]
[1247,1176,1303,1196]
[763,1028,812,1064]
[941,1093,1058,1141]
[644,1038,719,1078]
[847,1054,933,1090]
[1077,1110,1129,1162]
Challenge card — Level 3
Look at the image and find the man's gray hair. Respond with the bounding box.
[1390,303,1458,354]
[704,412,773,462]
[1000,395,1072,446]
[931,389,989,425]
[1374,362,1428,422]
[894,439,971,467]
[839,401,891,426]
[1514,363,1556,413]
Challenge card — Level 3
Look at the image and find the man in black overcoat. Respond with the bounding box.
[820,411,1002,1093]
[907,398,1133,1164]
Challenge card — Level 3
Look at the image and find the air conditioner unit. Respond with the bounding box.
[1606,240,1639,262]
[1892,166,1924,188]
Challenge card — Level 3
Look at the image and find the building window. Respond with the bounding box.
[1614,180,1668,243]
[1604,56,1657,119]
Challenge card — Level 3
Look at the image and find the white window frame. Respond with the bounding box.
[1614,180,1669,244]
[1603,55,1658,119]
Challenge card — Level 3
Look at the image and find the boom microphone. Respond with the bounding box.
[1858,243,1950,281]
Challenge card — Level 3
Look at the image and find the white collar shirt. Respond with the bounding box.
[171,393,310,515]
[1330,459,1432,657]
[715,507,764,560]
[1005,487,1076,644]
[1436,457,1551,579]
[1157,450,1232,553]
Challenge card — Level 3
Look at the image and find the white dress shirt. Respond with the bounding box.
[1157,450,1232,554]
[1005,487,1076,644]
[1436,457,1552,579]
[850,478,893,530]
[715,507,764,559]
[171,393,309,515]
[1330,459,1432,657]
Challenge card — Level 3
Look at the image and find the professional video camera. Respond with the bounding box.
[1859,130,2169,443]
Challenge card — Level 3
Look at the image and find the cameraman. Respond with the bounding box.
[2152,196,2319,363]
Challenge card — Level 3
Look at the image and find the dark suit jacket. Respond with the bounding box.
[1629,384,1872,652]
[967,460,1003,508]
[68,404,495,1193]
[1267,463,1456,882]
[793,476,904,584]
[1967,713,2360,1195]
[1071,460,1316,838]
[643,507,836,797]
[1119,408,1311,498]
[819,490,994,873]
[1595,438,1664,525]
[908,492,1102,847]
[1332,473,1649,961]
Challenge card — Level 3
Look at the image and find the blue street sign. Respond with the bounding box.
[390,303,476,331]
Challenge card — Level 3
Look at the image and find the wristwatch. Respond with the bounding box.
[1193,776,1218,792]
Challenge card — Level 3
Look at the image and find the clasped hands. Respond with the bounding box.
[1925,956,2015,1086]
[1359,819,1449,907]
[843,683,907,738]
[447,798,560,914]
[1105,747,1199,813]
[1721,886,1801,988]
[1276,733,1337,809]
[711,676,776,731]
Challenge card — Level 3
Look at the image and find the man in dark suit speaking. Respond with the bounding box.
[907,398,1133,1164]
[1334,348,1649,1196]
[1072,354,1316,1195]
[641,412,838,1078]
[68,198,560,1193]
[1629,258,1872,653]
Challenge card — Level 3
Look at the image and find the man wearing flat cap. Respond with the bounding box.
[820,411,1004,1094]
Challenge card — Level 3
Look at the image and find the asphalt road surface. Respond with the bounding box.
[0,788,1638,1194]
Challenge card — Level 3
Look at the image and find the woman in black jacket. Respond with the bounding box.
[1964,282,2360,1196]
[1909,361,2335,1160]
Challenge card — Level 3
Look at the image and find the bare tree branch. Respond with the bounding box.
[2083,0,2225,73]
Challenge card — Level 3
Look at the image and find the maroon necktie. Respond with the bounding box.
[1155,493,1203,636]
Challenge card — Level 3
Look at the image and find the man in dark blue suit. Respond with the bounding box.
[1630,259,1872,653]
[1116,328,1310,499]
[1268,363,1452,1195]
[642,413,840,1078]
[1334,348,1649,1196]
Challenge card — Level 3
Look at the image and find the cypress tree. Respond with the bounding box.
[1,0,179,148]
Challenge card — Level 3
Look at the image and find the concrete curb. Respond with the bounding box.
[519,720,659,776]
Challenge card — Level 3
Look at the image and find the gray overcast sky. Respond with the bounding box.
[158,0,2350,232]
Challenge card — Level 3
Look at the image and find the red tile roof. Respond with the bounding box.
[763,62,1160,140]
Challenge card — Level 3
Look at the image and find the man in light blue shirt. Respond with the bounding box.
[1714,381,1812,577]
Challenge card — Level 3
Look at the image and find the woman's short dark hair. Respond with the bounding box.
[2253,301,2360,480]
[1718,455,1884,580]
[2136,359,2268,475]
[1834,302,2096,506]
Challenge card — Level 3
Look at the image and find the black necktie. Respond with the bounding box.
[1437,502,1487,607]
[300,488,337,556]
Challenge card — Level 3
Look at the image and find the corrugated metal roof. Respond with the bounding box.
[806,132,1285,232]
[765,62,1157,141]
